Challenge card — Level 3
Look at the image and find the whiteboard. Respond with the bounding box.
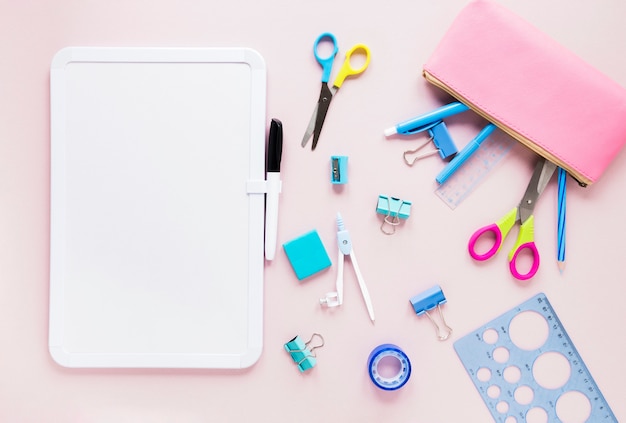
[49,47,266,368]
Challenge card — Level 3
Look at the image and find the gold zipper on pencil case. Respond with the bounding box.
[423,70,589,187]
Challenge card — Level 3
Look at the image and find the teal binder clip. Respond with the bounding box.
[409,285,452,341]
[331,155,348,184]
[376,195,412,235]
[284,333,325,372]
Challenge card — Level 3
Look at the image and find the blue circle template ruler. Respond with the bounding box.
[454,293,617,422]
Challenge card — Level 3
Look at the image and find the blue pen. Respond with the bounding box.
[436,123,497,184]
[384,102,470,136]
[557,167,567,273]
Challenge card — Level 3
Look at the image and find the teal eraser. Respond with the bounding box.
[283,230,332,280]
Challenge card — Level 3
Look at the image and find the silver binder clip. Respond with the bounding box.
[403,136,438,165]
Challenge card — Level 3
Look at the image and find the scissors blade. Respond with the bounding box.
[301,104,318,148]
[518,158,557,223]
[311,83,334,150]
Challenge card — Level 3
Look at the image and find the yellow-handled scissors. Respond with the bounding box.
[301,32,371,150]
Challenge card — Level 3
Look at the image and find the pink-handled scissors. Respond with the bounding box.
[468,158,556,280]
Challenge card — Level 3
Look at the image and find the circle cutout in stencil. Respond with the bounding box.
[526,407,548,423]
[477,367,491,382]
[505,417,517,423]
[496,401,509,414]
[556,391,591,423]
[509,311,549,350]
[482,328,499,344]
[503,366,521,384]
[487,385,501,399]
[492,346,509,363]
[533,351,571,389]
[514,385,534,405]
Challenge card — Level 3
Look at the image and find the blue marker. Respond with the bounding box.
[557,167,567,273]
[384,102,470,136]
[436,123,497,184]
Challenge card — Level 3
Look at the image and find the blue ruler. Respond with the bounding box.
[454,293,617,422]
[435,134,513,209]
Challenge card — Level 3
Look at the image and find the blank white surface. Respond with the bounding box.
[49,48,265,368]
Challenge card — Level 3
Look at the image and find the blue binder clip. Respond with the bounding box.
[385,102,470,164]
[284,333,325,372]
[402,121,458,165]
[331,155,348,184]
[409,285,453,341]
[376,195,412,235]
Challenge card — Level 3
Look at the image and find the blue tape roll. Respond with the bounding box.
[367,344,411,391]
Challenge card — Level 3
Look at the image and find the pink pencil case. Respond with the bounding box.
[423,0,626,186]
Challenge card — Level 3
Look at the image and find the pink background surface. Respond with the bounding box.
[2,0,626,421]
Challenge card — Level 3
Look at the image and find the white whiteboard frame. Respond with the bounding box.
[49,47,266,368]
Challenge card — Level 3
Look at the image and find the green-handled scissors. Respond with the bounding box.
[301,32,371,150]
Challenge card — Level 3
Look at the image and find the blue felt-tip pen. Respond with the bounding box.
[436,123,497,185]
[384,102,470,137]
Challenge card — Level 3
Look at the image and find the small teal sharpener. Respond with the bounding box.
[283,230,332,280]
[284,333,324,372]
[409,285,452,341]
[331,155,348,184]
[376,195,412,235]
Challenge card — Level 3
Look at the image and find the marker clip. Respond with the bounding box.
[376,195,412,235]
[331,155,348,184]
[410,285,452,341]
[284,333,325,372]
[403,121,458,165]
